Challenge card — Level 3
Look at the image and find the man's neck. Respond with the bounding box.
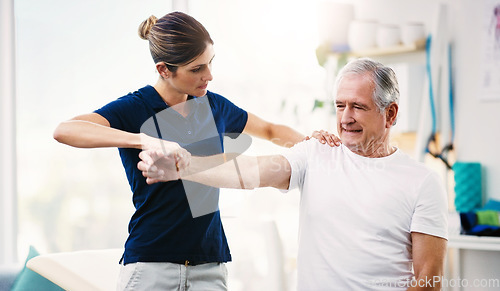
[347,142,396,158]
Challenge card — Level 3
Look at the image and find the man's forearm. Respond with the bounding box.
[139,150,291,189]
[180,154,291,190]
[180,154,260,189]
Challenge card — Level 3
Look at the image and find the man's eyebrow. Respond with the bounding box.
[352,102,369,109]
[335,100,370,109]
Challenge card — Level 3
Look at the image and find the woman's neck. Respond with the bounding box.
[154,79,190,117]
[154,79,188,106]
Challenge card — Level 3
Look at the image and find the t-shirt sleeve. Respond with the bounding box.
[209,92,248,135]
[280,140,312,193]
[410,172,449,240]
[94,95,141,131]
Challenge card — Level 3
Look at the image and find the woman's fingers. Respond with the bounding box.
[309,130,341,147]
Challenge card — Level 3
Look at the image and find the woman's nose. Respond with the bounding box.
[203,66,213,82]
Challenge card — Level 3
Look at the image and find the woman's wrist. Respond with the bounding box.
[131,132,147,150]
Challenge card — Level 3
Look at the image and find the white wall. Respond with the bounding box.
[353,0,500,203]
[452,1,500,202]
[352,2,500,289]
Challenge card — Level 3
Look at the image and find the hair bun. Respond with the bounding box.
[138,15,158,40]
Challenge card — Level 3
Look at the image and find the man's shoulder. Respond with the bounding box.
[294,138,344,149]
[283,139,343,163]
[392,150,440,181]
[290,138,341,152]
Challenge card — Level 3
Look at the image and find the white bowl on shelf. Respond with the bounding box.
[348,20,378,51]
[401,22,426,46]
[376,24,401,48]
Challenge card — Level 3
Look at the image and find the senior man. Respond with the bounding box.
[138,58,448,290]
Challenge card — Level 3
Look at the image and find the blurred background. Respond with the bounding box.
[3,0,500,290]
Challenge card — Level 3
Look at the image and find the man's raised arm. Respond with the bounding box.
[137,150,292,190]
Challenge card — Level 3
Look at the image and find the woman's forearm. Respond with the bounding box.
[53,119,142,149]
[268,124,305,148]
[243,113,305,148]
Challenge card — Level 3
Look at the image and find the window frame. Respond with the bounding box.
[0,0,18,266]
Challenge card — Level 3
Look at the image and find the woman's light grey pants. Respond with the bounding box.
[117,262,228,291]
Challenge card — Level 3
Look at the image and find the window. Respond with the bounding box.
[1,0,17,266]
[15,0,173,256]
[15,2,326,288]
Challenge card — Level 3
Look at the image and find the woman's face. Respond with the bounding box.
[168,43,215,97]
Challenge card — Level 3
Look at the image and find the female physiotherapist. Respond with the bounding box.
[53,11,338,291]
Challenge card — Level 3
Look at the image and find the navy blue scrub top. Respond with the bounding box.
[94,85,248,264]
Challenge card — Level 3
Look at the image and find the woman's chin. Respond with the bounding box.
[193,88,208,97]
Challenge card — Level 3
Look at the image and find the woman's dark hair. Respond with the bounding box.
[138,11,214,72]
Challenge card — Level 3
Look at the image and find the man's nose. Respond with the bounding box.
[340,107,355,125]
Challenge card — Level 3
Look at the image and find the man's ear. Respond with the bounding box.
[156,62,170,79]
[385,103,398,128]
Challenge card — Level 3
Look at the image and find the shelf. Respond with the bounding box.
[340,39,426,58]
[320,39,427,66]
[448,234,500,251]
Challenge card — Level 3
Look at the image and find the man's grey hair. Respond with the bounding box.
[334,57,400,113]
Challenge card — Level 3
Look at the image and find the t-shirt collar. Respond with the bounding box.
[341,143,399,160]
[141,85,203,111]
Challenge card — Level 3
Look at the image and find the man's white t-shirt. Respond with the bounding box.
[282,140,448,290]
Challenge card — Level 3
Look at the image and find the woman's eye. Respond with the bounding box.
[192,68,201,73]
